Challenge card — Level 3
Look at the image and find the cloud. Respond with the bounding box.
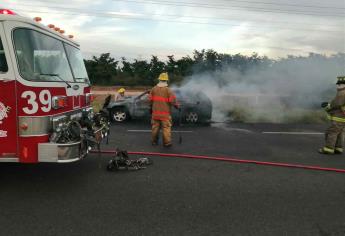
[1,0,344,59]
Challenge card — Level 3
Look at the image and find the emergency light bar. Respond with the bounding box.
[0,10,74,38]
[0,9,16,15]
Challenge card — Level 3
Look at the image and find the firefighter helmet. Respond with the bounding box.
[118,88,126,93]
[158,72,169,81]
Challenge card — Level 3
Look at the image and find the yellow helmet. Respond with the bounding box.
[118,88,125,93]
[158,72,169,81]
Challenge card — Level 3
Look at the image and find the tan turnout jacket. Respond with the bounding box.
[149,84,179,121]
[326,87,345,122]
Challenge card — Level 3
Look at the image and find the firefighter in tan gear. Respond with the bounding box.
[115,88,126,101]
[149,72,179,147]
[319,76,345,154]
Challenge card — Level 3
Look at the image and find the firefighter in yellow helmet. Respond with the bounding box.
[149,72,179,147]
[319,76,345,154]
[115,88,126,101]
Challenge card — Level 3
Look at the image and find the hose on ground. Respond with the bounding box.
[90,150,345,174]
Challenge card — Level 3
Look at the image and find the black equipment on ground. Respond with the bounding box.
[107,149,153,171]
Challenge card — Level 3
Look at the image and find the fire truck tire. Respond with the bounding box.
[111,108,128,123]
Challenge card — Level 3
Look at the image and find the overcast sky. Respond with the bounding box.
[1,0,345,60]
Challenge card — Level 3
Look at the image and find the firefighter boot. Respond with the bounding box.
[318,147,335,155]
[334,147,343,154]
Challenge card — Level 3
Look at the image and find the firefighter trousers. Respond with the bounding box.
[324,121,345,152]
[151,119,172,146]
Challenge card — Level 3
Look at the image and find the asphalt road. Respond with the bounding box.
[1,122,345,236]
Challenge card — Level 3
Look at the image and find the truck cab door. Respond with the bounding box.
[0,24,18,160]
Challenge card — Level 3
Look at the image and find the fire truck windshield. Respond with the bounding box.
[65,43,89,83]
[13,28,89,84]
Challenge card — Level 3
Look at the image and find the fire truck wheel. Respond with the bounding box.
[111,108,128,123]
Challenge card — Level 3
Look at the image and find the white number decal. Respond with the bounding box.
[39,90,51,112]
[22,90,52,114]
[22,91,38,114]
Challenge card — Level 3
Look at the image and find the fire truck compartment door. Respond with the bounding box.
[0,22,18,159]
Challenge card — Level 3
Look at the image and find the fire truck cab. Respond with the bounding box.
[0,10,106,163]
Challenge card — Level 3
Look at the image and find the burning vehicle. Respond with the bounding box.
[107,89,212,124]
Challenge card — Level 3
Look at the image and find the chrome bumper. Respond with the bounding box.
[37,125,109,163]
[38,141,84,163]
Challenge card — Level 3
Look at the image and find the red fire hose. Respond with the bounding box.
[91,150,345,174]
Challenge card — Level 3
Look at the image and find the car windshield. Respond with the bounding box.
[137,91,150,100]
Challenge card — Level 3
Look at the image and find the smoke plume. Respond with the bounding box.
[179,53,345,123]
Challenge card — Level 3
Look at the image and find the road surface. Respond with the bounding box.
[1,122,345,236]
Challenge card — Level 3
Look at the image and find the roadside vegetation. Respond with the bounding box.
[85,49,343,87]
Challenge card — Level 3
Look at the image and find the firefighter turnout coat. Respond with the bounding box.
[326,87,345,122]
[149,84,178,120]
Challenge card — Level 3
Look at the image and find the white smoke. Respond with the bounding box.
[179,53,345,123]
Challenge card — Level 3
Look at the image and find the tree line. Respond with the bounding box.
[84,49,345,86]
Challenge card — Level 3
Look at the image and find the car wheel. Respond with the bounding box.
[111,108,128,122]
[185,111,199,123]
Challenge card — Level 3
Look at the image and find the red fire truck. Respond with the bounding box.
[0,9,108,163]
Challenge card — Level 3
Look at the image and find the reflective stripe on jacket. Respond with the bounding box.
[149,86,178,121]
[327,88,345,123]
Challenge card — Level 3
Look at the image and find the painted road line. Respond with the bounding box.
[262,132,323,135]
[127,130,193,133]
